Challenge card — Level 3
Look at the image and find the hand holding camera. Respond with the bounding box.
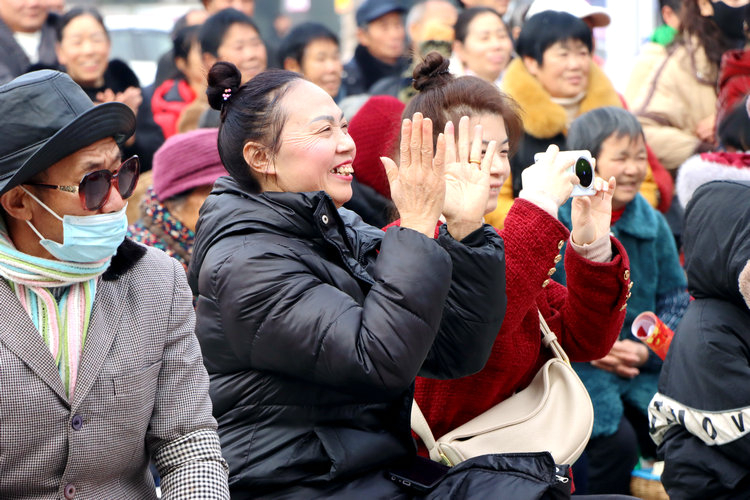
[523,145,615,245]
[518,145,581,216]
[570,175,616,246]
[567,153,597,197]
[531,148,597,198]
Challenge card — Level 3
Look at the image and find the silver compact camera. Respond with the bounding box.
[534,150,597,197]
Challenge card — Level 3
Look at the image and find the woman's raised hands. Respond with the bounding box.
[381,113,446,238]
[442,116,497,240]
[382,113,496,240]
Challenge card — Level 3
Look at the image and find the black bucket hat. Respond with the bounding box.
[0,70,136,195]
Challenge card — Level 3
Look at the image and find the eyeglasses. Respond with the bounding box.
[25,156,140,211]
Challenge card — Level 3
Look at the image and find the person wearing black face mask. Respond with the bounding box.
[711,0,750,42]
[627,0,750,177]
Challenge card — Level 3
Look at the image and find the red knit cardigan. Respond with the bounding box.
[408,199,631,441]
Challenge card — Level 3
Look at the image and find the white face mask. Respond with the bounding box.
[21,186,127,263]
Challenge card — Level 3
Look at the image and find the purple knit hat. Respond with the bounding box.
[152,128,227,201]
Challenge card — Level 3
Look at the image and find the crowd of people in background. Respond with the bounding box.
[0,0,749,498]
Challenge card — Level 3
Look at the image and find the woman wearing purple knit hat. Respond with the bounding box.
[128,128,227,270]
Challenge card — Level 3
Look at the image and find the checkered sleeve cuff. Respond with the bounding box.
[154,428,230,499]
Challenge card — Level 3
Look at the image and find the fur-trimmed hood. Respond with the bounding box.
[502,58,622,139]
[683,180,750,311]
[676,152,750,208]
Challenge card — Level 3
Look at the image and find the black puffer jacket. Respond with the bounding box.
[188,177,507,498]
[649,180,750,499]
[343,45,410,95]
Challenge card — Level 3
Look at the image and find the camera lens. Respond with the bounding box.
[575,157,593,187]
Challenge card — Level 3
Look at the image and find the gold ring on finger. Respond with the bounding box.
[469,159,481,165]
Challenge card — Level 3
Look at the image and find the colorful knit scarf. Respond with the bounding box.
[0,221,109,396]
[127,187,194,271]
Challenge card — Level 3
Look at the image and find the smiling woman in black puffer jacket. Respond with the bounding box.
[187,60,511,498]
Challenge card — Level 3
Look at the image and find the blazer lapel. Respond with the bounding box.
[0,279,68,402]
[71,275,127,411]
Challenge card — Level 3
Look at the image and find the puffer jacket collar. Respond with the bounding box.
[189,176,383,292]
[502,57,622,139]
[683,180,750,310]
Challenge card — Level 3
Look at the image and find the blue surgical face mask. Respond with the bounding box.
[21,187,127,263]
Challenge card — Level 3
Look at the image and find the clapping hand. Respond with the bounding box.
[570,176,616,245]
[382,113,446,238]
[95,87,142,147]
[442,116,497,241]
[95,86,142,116]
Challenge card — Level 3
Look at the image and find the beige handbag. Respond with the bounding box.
[411,310,594,466]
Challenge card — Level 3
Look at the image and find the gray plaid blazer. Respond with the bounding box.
[0,240,228,499]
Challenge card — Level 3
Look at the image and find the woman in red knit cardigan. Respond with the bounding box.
[409,53,633,446]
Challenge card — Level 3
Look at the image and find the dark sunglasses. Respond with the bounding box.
[25,156,140,211]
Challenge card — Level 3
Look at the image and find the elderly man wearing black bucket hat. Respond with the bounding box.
[343,0,409,95]
[0,70,229,498]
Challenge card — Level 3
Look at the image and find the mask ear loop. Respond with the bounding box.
[20,186,64,222]
[24,219,47,242]
[19,186,64,243]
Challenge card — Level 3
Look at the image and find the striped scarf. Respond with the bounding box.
[0,222,109,396]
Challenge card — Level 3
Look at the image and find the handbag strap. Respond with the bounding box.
[411,394,440,458]
[537,310,570,364]
[411,309,571,463]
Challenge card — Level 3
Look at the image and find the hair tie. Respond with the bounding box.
[412,68,451,85]
[222,88,233,102]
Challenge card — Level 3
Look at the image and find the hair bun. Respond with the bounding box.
[207,62,242,111]
[412,51,452,92]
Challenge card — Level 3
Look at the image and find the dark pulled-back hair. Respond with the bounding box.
[567,107,645,159]
[200,8,260,57]
[454,7,506,44]
[404,52,522,155]
[56,7,107,42]
[278,22,339,65]
[207,62,302,193]
[515,11,592,64]
[173,24,201,61]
